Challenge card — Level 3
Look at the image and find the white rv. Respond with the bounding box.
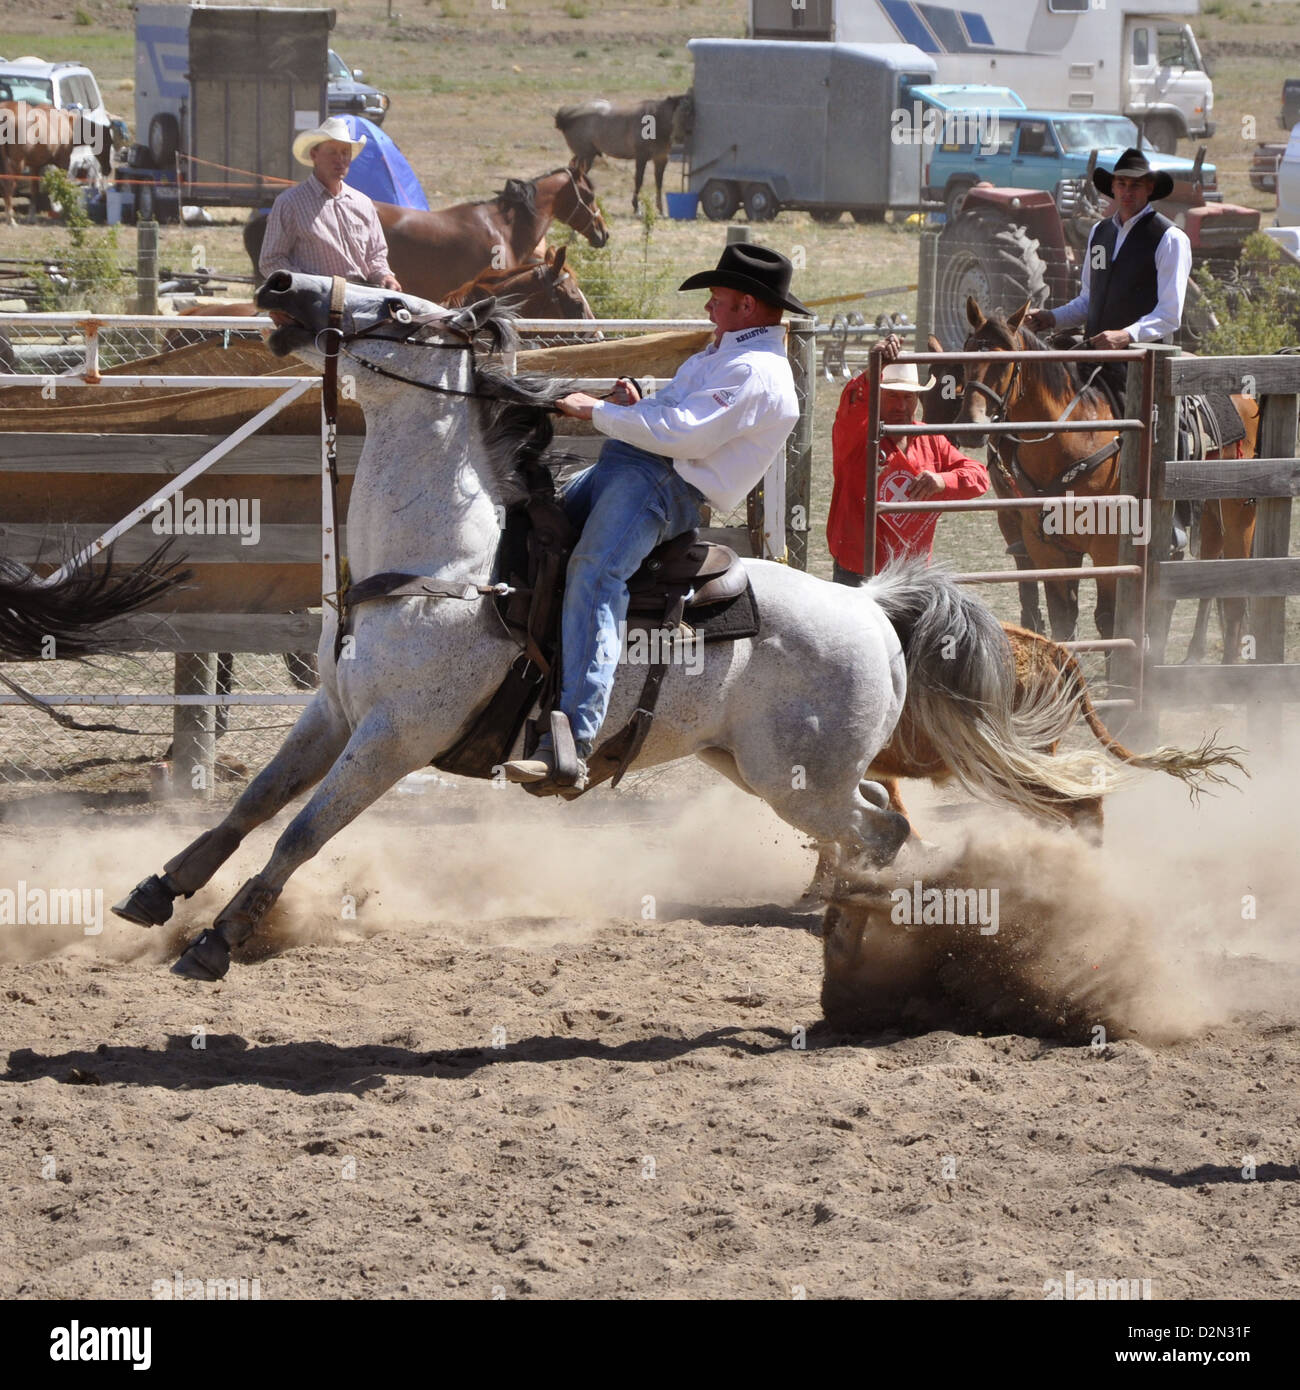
[749,0,1214,151]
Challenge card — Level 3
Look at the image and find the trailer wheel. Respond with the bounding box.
[743,183,779,222]
[810,207,844,224]
[700,179,739,222]
[1143,115,1180,154]
[933,210,1048,353]
[851,208,885,224]
[148,114,180,166]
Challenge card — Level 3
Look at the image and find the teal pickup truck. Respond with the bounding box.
[923,111,1218,220]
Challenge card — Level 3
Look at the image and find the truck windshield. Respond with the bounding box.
[1055,117,1140,152]
[1158,27,1202,72]
[328,51,350,80]
[0,74,54,103]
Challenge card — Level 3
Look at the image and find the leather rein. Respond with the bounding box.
[964,332,1119,502]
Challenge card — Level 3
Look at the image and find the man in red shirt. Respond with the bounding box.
[827,334,988,583]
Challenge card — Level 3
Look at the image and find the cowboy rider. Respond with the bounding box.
[503,243,803,795]
[260,116,401,291]
[1025,146,1190,407]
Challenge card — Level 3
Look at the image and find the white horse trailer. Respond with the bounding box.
[749,0,1214,152]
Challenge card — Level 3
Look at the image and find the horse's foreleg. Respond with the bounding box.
[113,694,349,929]
[632,156,647,214]
[172,712,434,981]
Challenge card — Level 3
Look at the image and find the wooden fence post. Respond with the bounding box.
[1111,347,1154,736]
[1248,391,1297,745]
[1142,345,1182,692]
[172,652,216,801]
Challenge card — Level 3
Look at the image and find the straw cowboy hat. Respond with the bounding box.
[1092,147,1174,202]
[879,361,933,392]
[292,116,366,167]
[678,243,811,315]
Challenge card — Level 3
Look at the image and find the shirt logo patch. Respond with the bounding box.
[712,388,737,407]
[734,327,769,343]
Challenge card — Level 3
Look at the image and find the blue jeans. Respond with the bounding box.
[556,439,706,754]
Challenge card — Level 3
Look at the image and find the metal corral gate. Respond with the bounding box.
[859,343,1300,734]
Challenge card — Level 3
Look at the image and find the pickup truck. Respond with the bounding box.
[924,110,1218,220]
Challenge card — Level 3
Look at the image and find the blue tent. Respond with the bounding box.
[339,115,428,210]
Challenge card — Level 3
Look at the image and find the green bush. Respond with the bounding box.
[1192,233,1300,355]
[35,167,125,311]
[562,199,676,320]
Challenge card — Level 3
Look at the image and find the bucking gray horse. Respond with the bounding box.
[112,274,1234,983]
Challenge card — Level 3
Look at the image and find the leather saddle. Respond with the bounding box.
[627,531,746,616]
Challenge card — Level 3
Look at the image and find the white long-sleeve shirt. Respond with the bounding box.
[590,322,800,513]
[1052,204,1191,342]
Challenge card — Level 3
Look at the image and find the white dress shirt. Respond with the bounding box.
[590,323,800,514]
[1052,204,1192,342]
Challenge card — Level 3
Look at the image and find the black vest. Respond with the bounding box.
[1085,209,1173,339]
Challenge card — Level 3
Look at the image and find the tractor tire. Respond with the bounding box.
[934,210,1048,352]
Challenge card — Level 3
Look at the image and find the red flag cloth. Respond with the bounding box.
[826,373,990,575]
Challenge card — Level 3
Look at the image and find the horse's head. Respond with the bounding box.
[956,296,1031,447]
[543,246,597,321]
[921,333,963,430]
[256,272,503,364]
[557,164,609,248]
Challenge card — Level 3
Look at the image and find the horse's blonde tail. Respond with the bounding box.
[1020,626,1247,791]
[866,562,1244,822]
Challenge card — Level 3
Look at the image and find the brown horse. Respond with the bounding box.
[442,246,596,325]
[244,166,609,301]
[958,297,1260,647]
[555,95,687,214]
[924,331,1047,634]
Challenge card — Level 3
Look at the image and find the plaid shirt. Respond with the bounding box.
[259,175,392,283]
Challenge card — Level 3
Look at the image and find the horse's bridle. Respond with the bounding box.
[559,166,603,239]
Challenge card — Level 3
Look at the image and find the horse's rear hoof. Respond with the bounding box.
[112,875,176,928]
[171,929,230,982]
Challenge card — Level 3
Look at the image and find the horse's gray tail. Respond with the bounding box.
[865,560,1131,821]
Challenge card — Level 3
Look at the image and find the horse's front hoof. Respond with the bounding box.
[112,875,176,928]
[171,929,230,982]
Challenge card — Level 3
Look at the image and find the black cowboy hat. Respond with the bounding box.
[1093,147,1174,202]
[678,243,810,315]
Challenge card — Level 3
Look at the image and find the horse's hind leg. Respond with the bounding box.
[113,694,350,928]
[173,712,435,981]
[632,156,647,213]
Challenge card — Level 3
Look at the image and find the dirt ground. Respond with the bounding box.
[1,750,1298,1301]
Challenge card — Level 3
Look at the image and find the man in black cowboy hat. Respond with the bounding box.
[504,242,803,793]
[1026,146,1191,406]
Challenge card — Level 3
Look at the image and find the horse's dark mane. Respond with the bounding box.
[460,301,575,505]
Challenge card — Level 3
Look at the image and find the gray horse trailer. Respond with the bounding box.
[686,39,937,222]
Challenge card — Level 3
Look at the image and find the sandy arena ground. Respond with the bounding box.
[1,752,1297,1301]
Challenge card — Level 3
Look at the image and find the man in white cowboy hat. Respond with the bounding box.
[259,116,400,290]
[827,333,988,584]
[1025,146,1189,403]
[503,242,803,794]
